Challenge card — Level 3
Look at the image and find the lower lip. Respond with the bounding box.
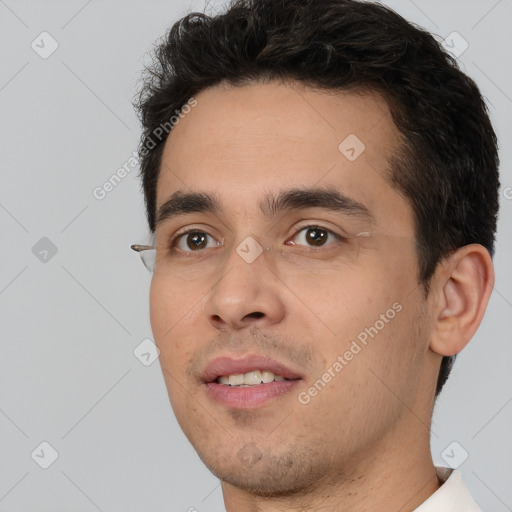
[205,380,300,409]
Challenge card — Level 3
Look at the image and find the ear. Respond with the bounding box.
[430,244,495,357]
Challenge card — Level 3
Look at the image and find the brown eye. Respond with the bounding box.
[173,230,220,252]
[287,225,342,247]
[186,232,208,250]
[305,227,328,246]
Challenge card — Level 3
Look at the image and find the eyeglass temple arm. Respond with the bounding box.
[131,244,154,252]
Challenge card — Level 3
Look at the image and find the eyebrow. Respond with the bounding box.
[155,187,373,227]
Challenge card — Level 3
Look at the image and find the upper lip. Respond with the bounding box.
[201,354,304,383]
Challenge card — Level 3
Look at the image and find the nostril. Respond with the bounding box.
[246,312,264,319]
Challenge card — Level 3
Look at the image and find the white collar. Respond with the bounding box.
[413,467,482,511]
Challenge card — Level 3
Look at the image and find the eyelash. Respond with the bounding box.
[169,224,345,253]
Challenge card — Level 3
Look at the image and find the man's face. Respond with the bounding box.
[150,80,435,495]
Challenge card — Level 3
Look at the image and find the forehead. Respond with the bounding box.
[157,80,412,234]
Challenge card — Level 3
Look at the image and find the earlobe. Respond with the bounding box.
[430,244,494,357]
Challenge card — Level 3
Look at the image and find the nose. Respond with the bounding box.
[204,247,286,331]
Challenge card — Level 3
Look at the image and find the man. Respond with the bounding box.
[131,0,499,509]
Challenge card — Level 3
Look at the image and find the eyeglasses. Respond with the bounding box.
[131,244,156,272]
[131,230,374,273]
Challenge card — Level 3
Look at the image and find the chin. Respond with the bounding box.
[198,447,328,498]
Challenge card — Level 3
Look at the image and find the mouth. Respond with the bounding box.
[202,355,303,409]
[216,370,289,386]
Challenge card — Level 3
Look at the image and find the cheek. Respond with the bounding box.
[304,257,422,389]
[149,278,196,369]
[149,276,199,335]
[291,271,387,340]
[149,278,169,341]
[150,279,200,419]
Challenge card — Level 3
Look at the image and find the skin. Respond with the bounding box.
[149,79,494,511]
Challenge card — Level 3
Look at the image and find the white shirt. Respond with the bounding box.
[414,467,482,511]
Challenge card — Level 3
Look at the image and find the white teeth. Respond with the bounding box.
[228,374,245,386]
[261,371,275,384]
[244,370,262,385]
[218,370,287,386]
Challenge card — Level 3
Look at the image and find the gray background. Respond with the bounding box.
[0,0,511,510]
